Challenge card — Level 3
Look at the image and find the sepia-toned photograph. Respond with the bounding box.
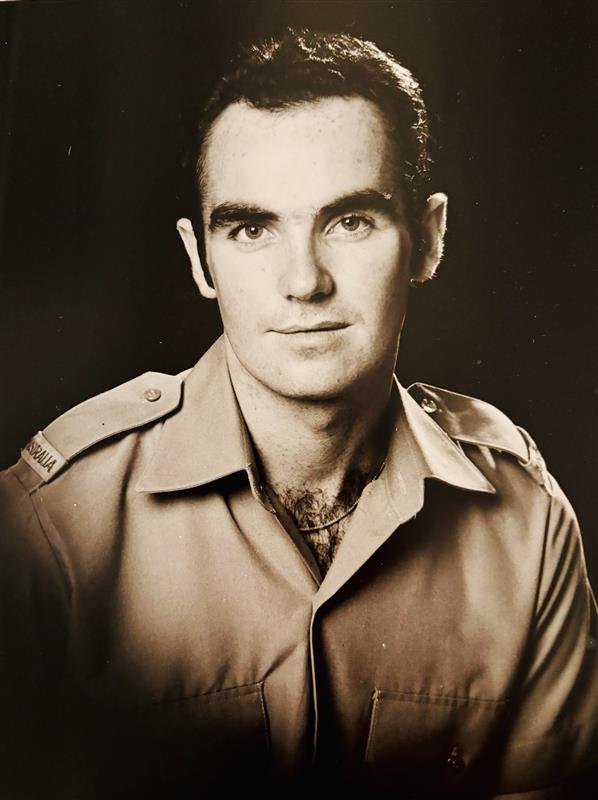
[0,0,596,797]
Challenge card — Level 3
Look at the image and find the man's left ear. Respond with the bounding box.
[410,192,448,283]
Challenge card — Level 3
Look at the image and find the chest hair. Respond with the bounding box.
[276,474,368,574]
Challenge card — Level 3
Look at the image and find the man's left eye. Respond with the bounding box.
[329,215,373,237]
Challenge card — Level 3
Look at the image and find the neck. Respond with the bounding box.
[224,339,393,501]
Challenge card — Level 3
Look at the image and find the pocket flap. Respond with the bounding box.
[364,688,507,792]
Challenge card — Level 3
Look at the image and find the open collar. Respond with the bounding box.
[136,337,494,497]
[136,337,259,494]
[392,378,495,497]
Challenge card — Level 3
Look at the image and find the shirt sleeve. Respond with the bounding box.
[493,480,598,797]
[0,467,70,797]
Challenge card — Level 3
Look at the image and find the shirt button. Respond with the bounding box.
[143,388,162,402]
[446,745,465,773]
[421,396,438,414]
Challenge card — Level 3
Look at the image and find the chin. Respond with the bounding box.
[257,363,365,402]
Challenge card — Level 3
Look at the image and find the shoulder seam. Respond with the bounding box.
[12,470,73,602]
[33,492,73,602]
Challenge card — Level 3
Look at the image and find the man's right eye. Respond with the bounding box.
[230,224,266,242]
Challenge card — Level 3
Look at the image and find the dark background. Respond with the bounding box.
[0,0,596,583]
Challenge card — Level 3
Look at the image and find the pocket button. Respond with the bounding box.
[446,745,465,773]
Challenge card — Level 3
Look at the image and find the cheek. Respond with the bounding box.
[369,272,408,334]
[209,256,270,333]
[347,234,410,321]
[216,281,253,329]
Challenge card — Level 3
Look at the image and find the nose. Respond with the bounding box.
[278,231,334,302]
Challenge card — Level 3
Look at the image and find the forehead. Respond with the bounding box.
[201,97,398,214]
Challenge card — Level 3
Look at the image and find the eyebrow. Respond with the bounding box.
[209,204,279,232]
[319,189,400,220]
[208,189,400,232]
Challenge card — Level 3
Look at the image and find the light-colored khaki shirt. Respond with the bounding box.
[1,337,596,798]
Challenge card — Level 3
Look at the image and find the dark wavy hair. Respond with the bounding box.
[194,28,432,245]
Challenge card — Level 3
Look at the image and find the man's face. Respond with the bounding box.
[201,96,413,401]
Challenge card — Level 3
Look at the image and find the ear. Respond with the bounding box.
[410,192,448,283]
[176,218,217,300]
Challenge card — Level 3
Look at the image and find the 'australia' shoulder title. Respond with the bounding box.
[21,432,67,480]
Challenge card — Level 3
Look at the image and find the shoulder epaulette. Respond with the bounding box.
[407,382,529,462]
[20,370,185,485]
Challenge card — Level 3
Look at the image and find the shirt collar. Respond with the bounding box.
[136,337,494,497]
[390,378,495,497]
[136,337,259,494]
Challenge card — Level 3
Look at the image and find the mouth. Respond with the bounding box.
[274,322,350,334]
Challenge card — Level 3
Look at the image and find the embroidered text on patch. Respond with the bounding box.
[21,432,67,481]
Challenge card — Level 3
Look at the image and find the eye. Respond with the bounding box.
[328,214,374,239]
[231,223,266,242]
[340,215,364,232]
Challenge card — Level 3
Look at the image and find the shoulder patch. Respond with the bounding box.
[21,431,67,480]
[19,370,184,486]
[407,382,529,462]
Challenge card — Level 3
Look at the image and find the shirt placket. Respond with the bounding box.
[307,463,424,765]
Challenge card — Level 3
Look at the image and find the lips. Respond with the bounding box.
[275,322,349,334]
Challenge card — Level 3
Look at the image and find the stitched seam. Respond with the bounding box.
[530,490,559,627]
[141,680,264,708]
[364,690,382,762]
[377,688,509,706]
[453,433,526,462]
[13,475,73,603]
[12,462,44,494]
[257,681,272,755]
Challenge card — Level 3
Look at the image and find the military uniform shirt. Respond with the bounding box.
[1,336,597,798]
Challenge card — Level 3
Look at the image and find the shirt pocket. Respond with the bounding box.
[364,687,508,794]
[98,682,271,798]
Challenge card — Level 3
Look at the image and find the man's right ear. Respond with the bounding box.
[176,218,217,300]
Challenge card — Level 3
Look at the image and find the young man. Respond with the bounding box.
[1,29,596,798]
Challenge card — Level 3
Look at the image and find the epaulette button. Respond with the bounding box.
[421,397,438,414]
[143,388,162,402]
